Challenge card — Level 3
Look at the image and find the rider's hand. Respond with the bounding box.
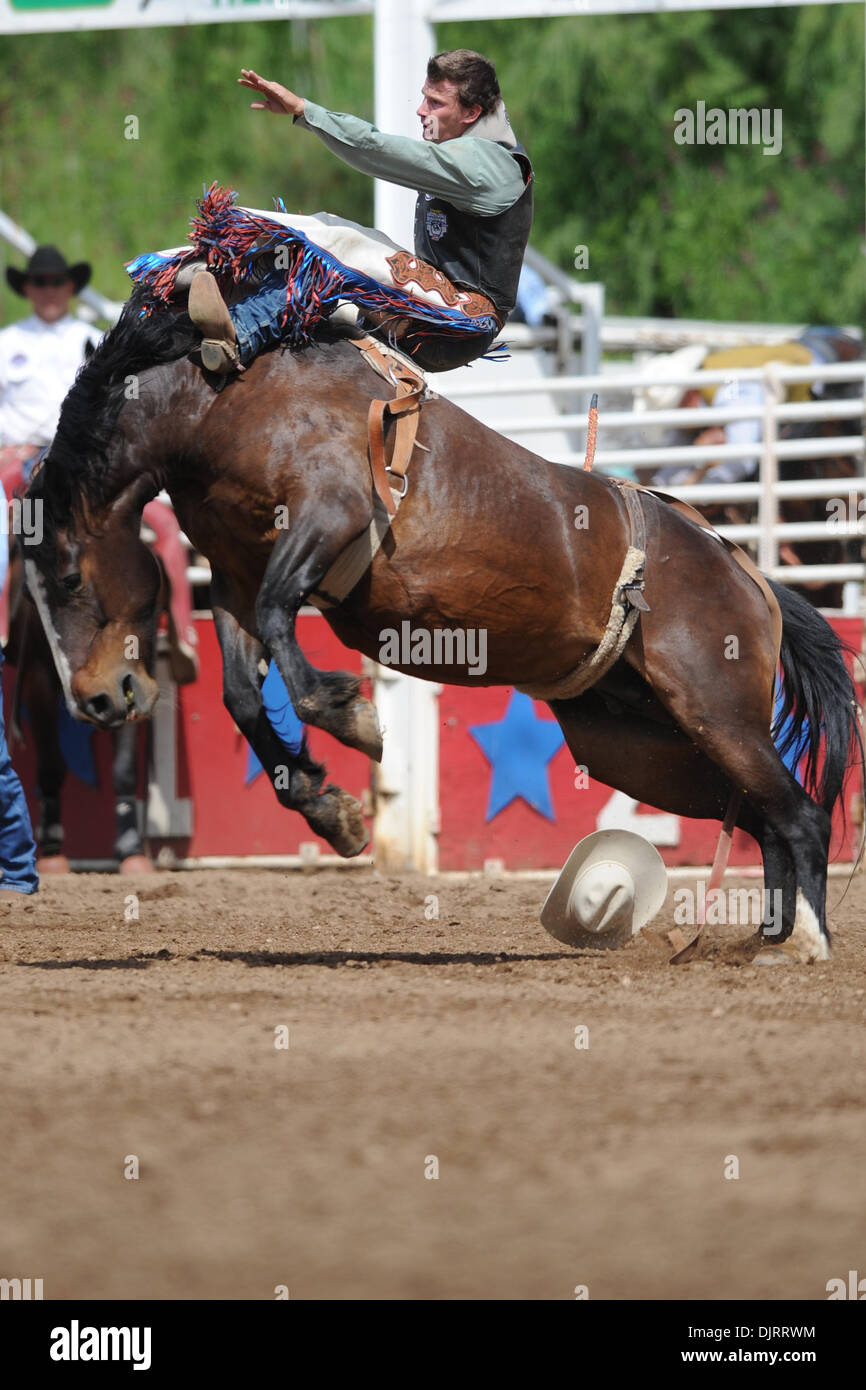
[238,69,305,118]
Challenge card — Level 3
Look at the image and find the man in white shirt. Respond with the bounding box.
[0,246,97,644]
[0,245,97,474]
[0,247,198,678]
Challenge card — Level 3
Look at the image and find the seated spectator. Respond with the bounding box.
[638,336,838,489]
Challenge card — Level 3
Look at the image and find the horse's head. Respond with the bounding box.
[25,473,163,727]
[18,284,207,725]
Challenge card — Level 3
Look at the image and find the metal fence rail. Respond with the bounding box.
[441,359,866,596]
[176,359,866,598]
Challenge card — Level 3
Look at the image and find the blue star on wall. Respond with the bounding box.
[246,661,305,784]
[469,690,565,822]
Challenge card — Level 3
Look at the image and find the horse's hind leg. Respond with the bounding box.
[212,580,368,857]
[736,804,799,946]
[552,689,812,951]
[664,704,830,961]
[254,498,383,761]
[755,800,830,963]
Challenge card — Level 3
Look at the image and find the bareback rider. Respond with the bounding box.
[188,49,534,374]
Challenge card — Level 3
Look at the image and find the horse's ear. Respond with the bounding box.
[108,473,158,521]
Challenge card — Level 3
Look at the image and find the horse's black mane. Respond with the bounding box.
[28,287,199,548]
[26,280,368,567]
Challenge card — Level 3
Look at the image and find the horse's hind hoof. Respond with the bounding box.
[754,936,831,966]
[754,891,831,964]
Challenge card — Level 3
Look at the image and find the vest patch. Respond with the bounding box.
[426,208,448,241]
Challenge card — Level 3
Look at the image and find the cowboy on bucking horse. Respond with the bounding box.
[186,49,534,375]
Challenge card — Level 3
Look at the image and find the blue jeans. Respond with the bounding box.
[0,649,39,894]
[228,270,498,372]
[230,272,296,362]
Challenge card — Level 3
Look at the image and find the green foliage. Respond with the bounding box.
[440,5,864,323]
[0,16,374,322]
[0,5,862,328]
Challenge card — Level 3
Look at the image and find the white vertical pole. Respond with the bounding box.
[759,369,782,575]
[143,651,192,839]
[371,0,440,872]
[373,0,436,243]
[373,663,440,872]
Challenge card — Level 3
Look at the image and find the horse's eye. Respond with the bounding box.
[61,571,82,594]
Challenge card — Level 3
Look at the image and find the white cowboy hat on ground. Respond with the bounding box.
[635,344,709,413]
[541,829,668,949]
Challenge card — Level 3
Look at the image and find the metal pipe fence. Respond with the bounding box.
[441,359,866,597]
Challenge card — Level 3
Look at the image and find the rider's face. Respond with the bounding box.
[417,80,481,143]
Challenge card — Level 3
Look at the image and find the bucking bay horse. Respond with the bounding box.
[23,291,864,962]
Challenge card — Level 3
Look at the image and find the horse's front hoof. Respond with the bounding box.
[351,698,383,762]
[321,787,370,858]
[37,854,71,875]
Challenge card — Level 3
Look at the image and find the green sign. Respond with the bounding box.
[10,2,114,10]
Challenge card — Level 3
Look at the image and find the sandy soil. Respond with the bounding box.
[0,866,864,1301]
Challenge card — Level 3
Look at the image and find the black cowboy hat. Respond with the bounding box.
[6,245,91,297]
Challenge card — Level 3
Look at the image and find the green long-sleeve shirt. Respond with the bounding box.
[295,100,526,218]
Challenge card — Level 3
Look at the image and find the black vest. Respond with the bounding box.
[413,142,533,320]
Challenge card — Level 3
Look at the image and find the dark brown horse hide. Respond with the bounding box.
[647,486,782,662]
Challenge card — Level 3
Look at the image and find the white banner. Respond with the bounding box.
[0,0,372,36]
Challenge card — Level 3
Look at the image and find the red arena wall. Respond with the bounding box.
[3,613,862,869]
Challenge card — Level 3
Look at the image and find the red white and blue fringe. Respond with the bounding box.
[126,183,505,356]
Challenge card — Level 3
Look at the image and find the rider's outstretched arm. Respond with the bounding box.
[237,67,524,218]
[294,102,524,217]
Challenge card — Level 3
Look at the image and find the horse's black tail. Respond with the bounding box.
[768,578,864,816]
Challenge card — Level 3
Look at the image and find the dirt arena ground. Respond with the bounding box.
[1,865,864,1302]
